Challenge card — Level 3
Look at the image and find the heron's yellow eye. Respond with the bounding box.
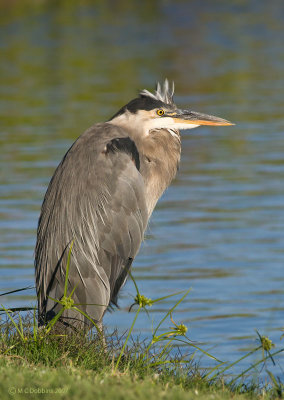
[156,109,164,116]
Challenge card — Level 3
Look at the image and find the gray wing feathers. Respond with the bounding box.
[35,123,148,328]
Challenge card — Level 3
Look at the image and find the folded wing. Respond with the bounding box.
[35,123,148,330]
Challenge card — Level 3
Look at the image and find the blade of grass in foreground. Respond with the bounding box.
[0,307,36,315]
[45,308,65,334]
[169,337,223,363]
[205,346,262,380]
[0,286,34,297]
[152,288,191,337]
[114,303,142,372]
[64,240,74,297]
[1,304,25,340]
[230,348,284,385]
[267,370,283,395]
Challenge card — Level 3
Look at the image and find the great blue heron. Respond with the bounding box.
[35,80,233,333]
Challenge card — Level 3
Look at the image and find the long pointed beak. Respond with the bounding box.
[168,110,234,126]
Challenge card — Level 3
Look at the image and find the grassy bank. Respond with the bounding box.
[0,360,269,400]
[0,315,283,400]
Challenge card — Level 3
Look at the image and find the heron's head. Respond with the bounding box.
[109,80,233,136]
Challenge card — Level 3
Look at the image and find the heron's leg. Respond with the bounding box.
[95,321,107,350]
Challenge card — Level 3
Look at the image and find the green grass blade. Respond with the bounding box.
[18,313,24,336]
[129,272,140,297]
[267,370,281,391]
[153,288,191,337]
[206,346,262,380]
[1,304,24,340]
[64,240,74,297]
[71,306,103,337]
[68,284,78,298]
[33,308,38,341]
[155,338,174,363]
[172,337,222,363]
[148,359,192,367]
[73,302,107,307]
[0,286,34,297]
[230,348,284,385]
[47,295,61,304]
[151,290,187,304]
[114,305,141,372]
[0,307,36,314]
[45,307,64,333]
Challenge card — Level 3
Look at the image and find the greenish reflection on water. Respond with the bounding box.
[1,0,283,376]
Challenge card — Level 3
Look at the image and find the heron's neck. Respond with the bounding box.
[135,129,181,216]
